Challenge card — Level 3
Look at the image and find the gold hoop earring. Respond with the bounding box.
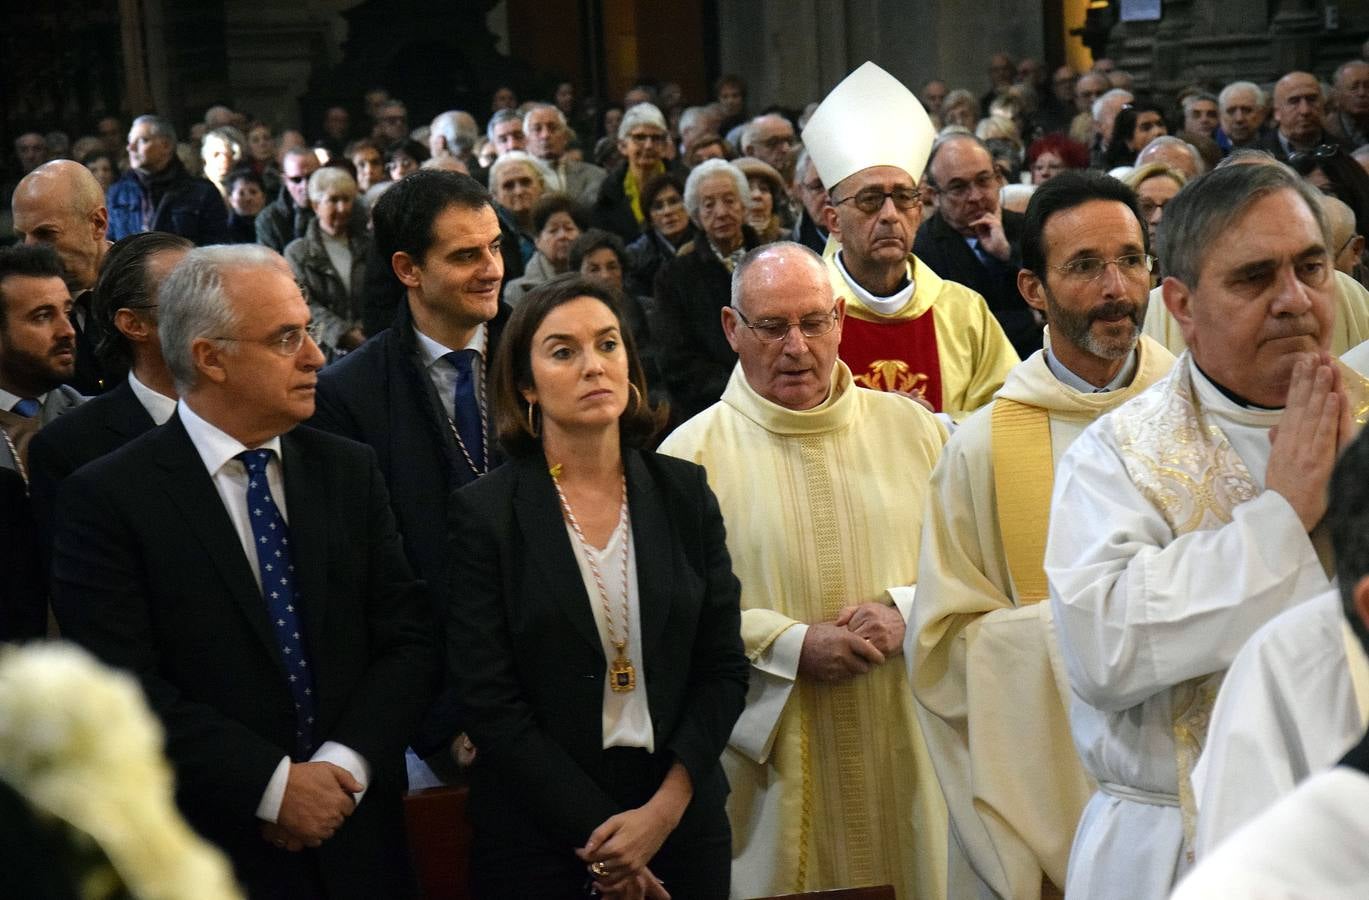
[627,382,642,415]
[526,401,540,438]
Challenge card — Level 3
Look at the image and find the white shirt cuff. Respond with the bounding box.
[253,742,372,823]
[888,585,917,624]
[729,623,807,764]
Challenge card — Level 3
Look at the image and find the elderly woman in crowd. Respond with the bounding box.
[1026,132,1090,184]
[491,150,554,262]
[1124,162,1187,269]
[505,193,589,304]
[200,126,246,204]
[81,150,118,191]
[733,156,787,244]
[625,172,695,297]
[347,138,387,193]
[655,159,760,422]
[941,89,980,130]
[684,133,729,168]
[448,273,746,899]
[593,103,677,242]
[283,167,370,359]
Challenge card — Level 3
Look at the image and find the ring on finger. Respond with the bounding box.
[590,860,610,878]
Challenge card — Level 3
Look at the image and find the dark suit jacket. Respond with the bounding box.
[309,301,510,756]
[0,468,42,642]
[913,209,1043,359]
[448,451,748,858]
[1257,128,1350,162]
[28,379,155,558]
[50,418,439,899]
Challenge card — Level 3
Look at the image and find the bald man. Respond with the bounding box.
[1260,71,1347,161]
[12,160,114,393]
[1324,194,1366,282]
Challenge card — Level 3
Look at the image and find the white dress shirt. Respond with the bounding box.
[414,322,487,423]
[128,371,177,425]
[177,399,370,822]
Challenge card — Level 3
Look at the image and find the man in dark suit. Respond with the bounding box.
[11,160,113,394]
[29,232,191,551]
[915,133,1043,359]
[51,245,438,899]
[309,170,507,765]
[1258,71,1350,162]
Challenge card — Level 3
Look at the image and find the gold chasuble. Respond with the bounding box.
[661,362,950,900]
[912,336,1175,900]
[1142,269,1369,356]
[823,246,1019,421]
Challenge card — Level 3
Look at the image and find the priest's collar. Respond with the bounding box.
[1044,345,1138,394]
[1191,359,1283,411]
[833,250,914,316]
[721,360,855,435]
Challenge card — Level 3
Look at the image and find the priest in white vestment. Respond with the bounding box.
[1046,162,1368,899]
[912,170,1175,900]
[661,242,950,899]
[1177,431,1369,898]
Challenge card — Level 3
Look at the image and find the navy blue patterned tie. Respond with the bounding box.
[237,449,316,758]
[446,350,486,472]
[11,398,40,418]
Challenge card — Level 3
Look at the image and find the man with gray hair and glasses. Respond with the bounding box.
[1045,158,1369,898]
[51,243,438,899]
[661,240,950,899]
[106,115,228,245]
[523,103,605,205]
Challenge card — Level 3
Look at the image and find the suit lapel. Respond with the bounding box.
[154,416,289,682]
[280,431,330,659]
[105,381,156,439]
[513,457,605,658]
[625,451,673,660]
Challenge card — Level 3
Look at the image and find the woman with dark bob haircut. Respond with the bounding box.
[447,273,748,898]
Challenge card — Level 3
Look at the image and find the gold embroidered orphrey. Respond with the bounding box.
[1111,352,1369,863]
[853,359,928,396]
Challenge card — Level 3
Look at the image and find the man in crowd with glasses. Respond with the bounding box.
[1045,160,1368,899]
[915,133,1042,358]
[911,171,1175,900]
[661,240,950,900]
[1259,71,1348,161]
[803,62,1017,421]
[741,113,799,185]
[257,147,319,252]
[50,244,437,898]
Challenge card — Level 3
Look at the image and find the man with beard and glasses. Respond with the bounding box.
[911,170,1174,900]
[1045,159,1369,899]
[0,244,82,480]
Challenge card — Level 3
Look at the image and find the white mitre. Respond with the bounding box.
[801,61,936,191]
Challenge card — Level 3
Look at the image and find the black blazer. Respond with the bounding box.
[28,379,156,558]
[50,417,439,899]
[309,301,510,756]
[913,208,1043,359]
[447,450,748,851]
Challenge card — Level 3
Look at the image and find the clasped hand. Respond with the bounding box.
[798,601,904,682]
[261,761,360,851]
[576,807,674,899]
[1266,352,1355,532]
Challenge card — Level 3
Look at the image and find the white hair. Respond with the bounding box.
[488,150,554,190]
[1219,80,1266,108]
[616,103,668,140]
[683,158,751,220]
[306,167,358,203]
[1091,88,1133,123]
[522,103,568,130]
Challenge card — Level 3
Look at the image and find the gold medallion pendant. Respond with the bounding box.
[610,646,637,692]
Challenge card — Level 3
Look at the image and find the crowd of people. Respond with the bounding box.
[5,43,1369,900]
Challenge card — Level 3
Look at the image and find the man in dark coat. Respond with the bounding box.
[915,134,1042,359]
[105,116,229,246]
[51,244,437,899]
[256,148,319,252]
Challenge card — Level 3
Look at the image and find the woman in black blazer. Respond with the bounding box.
[447,273,748,899]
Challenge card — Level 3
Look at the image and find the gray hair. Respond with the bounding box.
[683,158,751,221]
[522,103,568,130]
[1135,135,1207,176]
[160,245,284,392]
[1182,92,1219,115]
[617,103,668,141]
[1091,88,1133,123]
[1161,163,1330,288]
[1219,80,1266,109]
[740,114,789,154]
[431,110,477,154]
[307,166,357,203]
[486,109,523,142]
[132,114,177,145]
[488,150,554,191]
[729,241,827,311]
[202,126,245,159]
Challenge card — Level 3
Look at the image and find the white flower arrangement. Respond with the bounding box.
[0,642,243,900]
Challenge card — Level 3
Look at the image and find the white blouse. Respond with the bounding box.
[563,511,654,751]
